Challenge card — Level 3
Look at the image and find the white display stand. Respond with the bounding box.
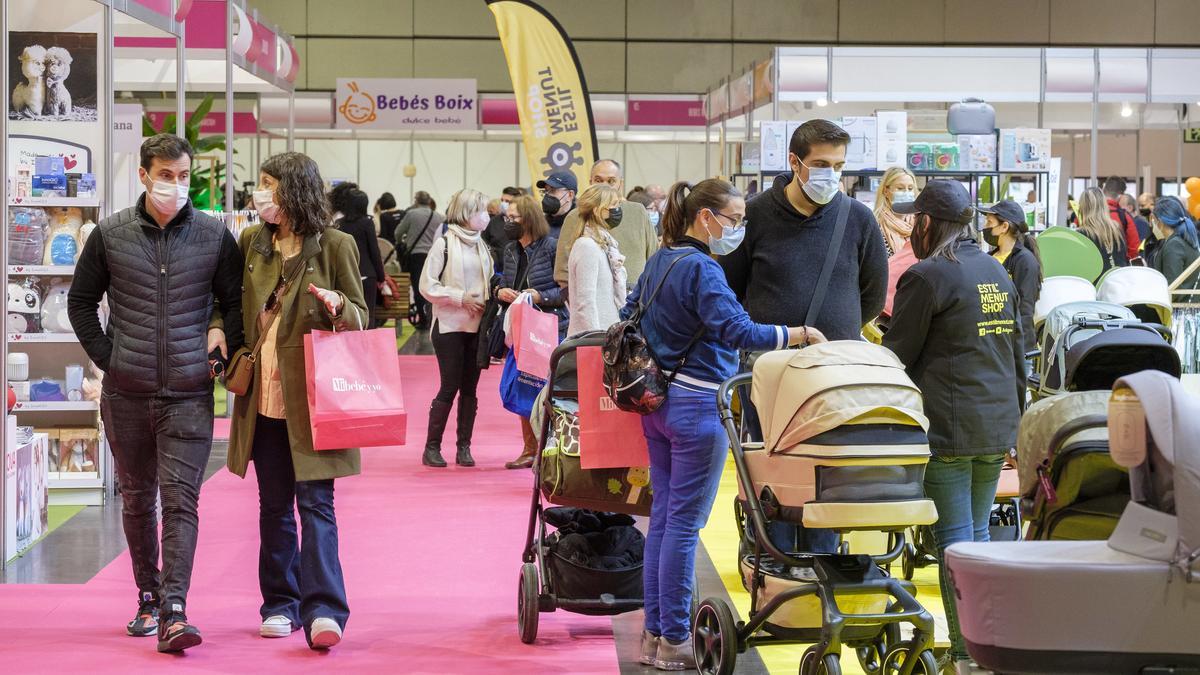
[4,418,49,562]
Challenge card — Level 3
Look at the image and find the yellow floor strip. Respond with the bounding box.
[699,455,949,674]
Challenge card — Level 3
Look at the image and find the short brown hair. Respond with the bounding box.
[509,195,549,240]
[140,133,193,171]
[789,119,850,163]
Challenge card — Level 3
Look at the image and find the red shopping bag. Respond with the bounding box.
[304,328,407,450]
[576,346,649,469]
[512,301,558,378]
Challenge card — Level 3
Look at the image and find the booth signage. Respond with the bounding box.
[114,104,145,154]
[335,78,478,131]
[1185,128,1200,144]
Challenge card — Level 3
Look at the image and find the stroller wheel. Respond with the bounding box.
[880,641,937,674]
[799,647,841,675]
[901,543,916,581]
[855,641,886,674]
[517,563,539,644]
[692,598,738,675]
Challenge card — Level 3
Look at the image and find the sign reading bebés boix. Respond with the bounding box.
[336,78,477,130]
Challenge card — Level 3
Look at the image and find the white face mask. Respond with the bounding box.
[253,189,281,223]
[892,190,916,205]
[796,159,841,205]
[146,179,189,217]
[467,211,490,232]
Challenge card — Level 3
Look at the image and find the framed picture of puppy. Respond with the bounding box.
[8,31,98,123]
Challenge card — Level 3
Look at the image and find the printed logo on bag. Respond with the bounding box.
[599,397,617,412]
[331,377,383,393]
[527,330,552,350]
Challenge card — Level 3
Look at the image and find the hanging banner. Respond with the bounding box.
[486,0,597,187]
[334,78,477,130]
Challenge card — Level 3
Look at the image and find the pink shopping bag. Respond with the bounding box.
[304,327,407,450]
[512,301,558,379]
[576,346,650,470]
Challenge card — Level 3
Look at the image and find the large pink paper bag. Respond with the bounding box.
[304,328,406,450]
[576,346,650,470]
[512,301,558,378]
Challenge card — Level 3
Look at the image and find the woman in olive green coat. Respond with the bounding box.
[227,152,368,651]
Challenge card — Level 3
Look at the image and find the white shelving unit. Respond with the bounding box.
[7,197,101,209]
[6,266,75,276]
[8,333,79,344]
[10,402,98,413]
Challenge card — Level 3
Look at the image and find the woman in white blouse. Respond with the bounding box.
[418,188,493,469]
[567,184,628,336]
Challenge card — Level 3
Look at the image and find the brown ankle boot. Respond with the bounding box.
[505,450,535,470]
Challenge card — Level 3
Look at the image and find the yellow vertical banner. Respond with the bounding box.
[487,0,598,190]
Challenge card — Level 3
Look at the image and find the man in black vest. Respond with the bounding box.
[68,134,245,653]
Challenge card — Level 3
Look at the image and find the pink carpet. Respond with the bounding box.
[0,356,621,673]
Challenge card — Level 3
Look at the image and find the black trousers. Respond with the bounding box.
[101,391,214,616]
[360,278,377,327]
[408,253,429,326]
[431,327,482,404]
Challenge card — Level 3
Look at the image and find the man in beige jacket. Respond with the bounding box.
[553,159,659,292]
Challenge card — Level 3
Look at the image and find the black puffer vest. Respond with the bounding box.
[101,203,225,397]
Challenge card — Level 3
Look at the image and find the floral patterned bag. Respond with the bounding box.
[539,407,652,517]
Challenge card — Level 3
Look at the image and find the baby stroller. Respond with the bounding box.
[1030,301,1178,400]
[1097,266,1174,330]
[1016,390,1125,540]
[697,342,940,675]
[517,333,651,643]
[947,370,1200,674]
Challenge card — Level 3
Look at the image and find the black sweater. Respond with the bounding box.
[336,215,386,284]
[720,174,889,340]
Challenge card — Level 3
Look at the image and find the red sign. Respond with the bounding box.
[146,111,258,135]
[628,99,706,127]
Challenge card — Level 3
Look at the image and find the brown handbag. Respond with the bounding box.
[223,253,307,397]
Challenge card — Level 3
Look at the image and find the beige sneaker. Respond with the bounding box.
[639,631,660,666]
[309,618,342,649]
[260,615,295,638]
[654,637,696,671]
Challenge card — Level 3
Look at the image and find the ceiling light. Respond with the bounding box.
[1121,102,1133,117]
[816,97,828,107]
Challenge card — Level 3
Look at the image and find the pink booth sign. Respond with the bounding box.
[146,111,258,134]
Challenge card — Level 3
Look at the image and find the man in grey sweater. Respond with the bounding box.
[554,159,659,292]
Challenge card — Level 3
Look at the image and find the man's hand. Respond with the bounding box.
[207,328,228,360]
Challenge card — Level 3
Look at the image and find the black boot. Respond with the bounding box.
[423,400,452,467]
[455,396,478,467]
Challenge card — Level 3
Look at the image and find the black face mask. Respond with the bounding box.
[503,219,522,240]
[542,195,561,216]
[982,226,1002,248]
[1140,208,1152,217]
[605,206,623,228]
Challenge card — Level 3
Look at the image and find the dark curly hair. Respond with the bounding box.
[260,152,329,237]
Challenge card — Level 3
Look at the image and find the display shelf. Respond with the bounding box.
[8,333,78,343]
[7,265,74,276]
[7,196,100,208]
[10,401,98,412]
[48,473,102,489]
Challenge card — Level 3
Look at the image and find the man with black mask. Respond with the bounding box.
[537,171,577,238]
[483,186,524,269]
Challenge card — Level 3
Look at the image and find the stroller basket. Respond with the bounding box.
[538,406,652,517]
[740,555,893,635]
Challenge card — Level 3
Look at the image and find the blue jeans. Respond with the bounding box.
[923,453,1005,660]
[252,416,349,644]
[642,386,729,642]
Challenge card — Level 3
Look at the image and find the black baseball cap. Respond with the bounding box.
[977,199,1028,232]
[536,171,577,192]
[891,179,975,224]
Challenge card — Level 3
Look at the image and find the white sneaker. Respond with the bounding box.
[309,618,342,649]
[260,615,295,638]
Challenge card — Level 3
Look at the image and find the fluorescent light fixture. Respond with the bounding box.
[1121,102,1133,117]
[816,97,828,107]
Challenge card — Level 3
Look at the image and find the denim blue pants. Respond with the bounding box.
[923,453,1005,660]
[252,415,350,645]
[641,385,728,642]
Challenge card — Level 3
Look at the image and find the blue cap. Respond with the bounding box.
[536,171,578,193]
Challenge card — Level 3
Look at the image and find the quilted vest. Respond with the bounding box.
[101,204,225,397]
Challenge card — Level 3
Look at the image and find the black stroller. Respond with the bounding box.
[517,333,651,643]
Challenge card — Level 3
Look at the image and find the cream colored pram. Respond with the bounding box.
[694,341,941,675]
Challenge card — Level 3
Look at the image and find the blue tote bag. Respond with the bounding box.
[499,348,545,417]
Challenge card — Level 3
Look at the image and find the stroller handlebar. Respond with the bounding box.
[717,372,753,424]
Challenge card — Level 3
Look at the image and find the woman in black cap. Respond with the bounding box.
[883,179,1026,675]
[978,199,1043,360]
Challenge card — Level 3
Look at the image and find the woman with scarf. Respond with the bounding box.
[874,167,918,257]
[567,184,627,337]
[419,188,494,468]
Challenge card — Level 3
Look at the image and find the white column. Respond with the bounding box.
[287,91,295,152]
[176,2,185,138]
[0,0,9,571]
[1090,49,1099,187]
[225,0,235,213]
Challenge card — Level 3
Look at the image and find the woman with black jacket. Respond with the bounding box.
[979,199,1043,358]
[496,195,568,469]
[334,189,386,325]
[884,180,1025,675]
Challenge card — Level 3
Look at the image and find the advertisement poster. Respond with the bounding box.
[8,31,99,122]
[876,111,908,169]
[999,128,1052,172]
[759,120,788,172]
[335,78,478,131]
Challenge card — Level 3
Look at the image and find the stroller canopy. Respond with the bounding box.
[1109,370,1200,572]
[751,341,929,454]
[1033,276,1097,327]
[1016,390,1111,497]
[1065,328,1181,392]
[1041,301,1136,348]
[1096,266,1173,328]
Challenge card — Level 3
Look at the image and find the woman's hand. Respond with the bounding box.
[307,283,344,316]
[522,289,543,304]
[786,325,828,347]
[464,299,486,315]
[497,288,519,304]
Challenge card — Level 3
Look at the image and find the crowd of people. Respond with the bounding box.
[68,125,1200,673]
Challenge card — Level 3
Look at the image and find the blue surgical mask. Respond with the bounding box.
[797,159,841,205]
[707,210,746,255]
[647,209,661,231]
[892,190,916,205]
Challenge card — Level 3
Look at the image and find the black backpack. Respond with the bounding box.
[602,252,703,415]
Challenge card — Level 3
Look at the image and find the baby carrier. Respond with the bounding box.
[948,370,1200,674]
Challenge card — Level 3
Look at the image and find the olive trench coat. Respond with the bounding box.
[222,224,369,481]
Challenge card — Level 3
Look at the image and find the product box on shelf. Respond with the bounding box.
[759,120,788,173]
[999,128,1052,172]
[58,428,99,476]
[931,143,960,171]
[5,425,49,560]
[907,143,932,171]
[38,428,61,473]
[958,134,998,171]
[876,111,908,169]
[841,116,877,171]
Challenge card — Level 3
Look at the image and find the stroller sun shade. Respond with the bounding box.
[1064,328,1181,392]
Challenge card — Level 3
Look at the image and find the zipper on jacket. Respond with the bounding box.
[157,231,168,391]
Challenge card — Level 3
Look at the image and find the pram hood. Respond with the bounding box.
[1033,276,1097,326]
[1108,371,1200,574]
[1041,301,1136,348]
[1064,328,1181,391]
[1017,391,1110,497]
[751,341,929,455]
[1097,266,1173,327]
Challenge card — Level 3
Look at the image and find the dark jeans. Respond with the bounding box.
[252,415,349,642]
[408,253,429,327]
[431,327,482,404]
[101,391,214,616]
